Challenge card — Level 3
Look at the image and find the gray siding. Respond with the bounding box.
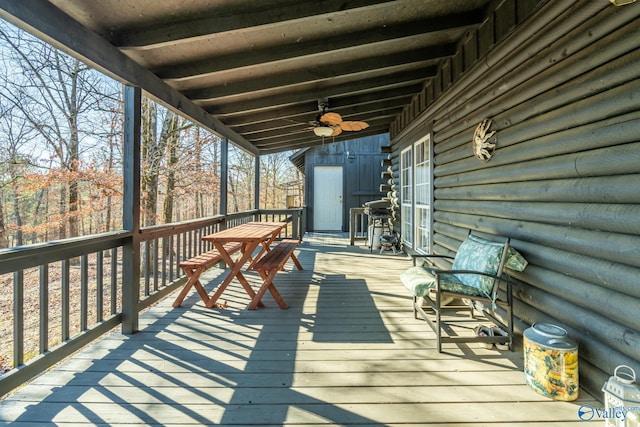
[303,134,390,231]
[391,1,640,398]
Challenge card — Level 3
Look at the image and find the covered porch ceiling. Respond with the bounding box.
[0,0,493,154]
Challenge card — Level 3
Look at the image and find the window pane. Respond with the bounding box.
[414,136,431,254]
[400,147,413,247]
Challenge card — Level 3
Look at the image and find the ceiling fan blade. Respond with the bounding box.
[340,121,369,131]
[330,126,342,137]
[320,112,342,126]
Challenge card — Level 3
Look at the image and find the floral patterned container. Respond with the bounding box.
[524,323,579,401]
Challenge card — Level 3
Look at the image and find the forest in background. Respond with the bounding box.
[0,20,303,250]
[0,19,306,375]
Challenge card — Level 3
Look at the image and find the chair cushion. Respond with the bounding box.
[451,235,505,298]
[400,266,436,297]
[400,267,484,298]
[506,247,528,272]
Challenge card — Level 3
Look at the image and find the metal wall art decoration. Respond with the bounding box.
[473,118,497,162]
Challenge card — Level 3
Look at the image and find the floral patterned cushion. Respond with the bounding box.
[506,247,528,272]
[400,267,489,298]
[438,273,493,297]
[400,266,437,297]
[451,235,505,298]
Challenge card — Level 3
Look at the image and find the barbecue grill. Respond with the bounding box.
[363,199,396,253]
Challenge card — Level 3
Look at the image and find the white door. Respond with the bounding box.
[313,166,343,231]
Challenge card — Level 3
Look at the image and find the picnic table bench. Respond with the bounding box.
[172,242,243,307]
[249,239,303,310]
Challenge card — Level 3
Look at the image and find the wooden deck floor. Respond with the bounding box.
[0,233,597,426]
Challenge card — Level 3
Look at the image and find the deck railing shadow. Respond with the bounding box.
[6,233,388,425]
[209,240,393,425]
[0,208,304,398]
[310,273,393,343]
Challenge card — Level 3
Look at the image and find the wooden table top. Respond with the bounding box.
[202,222,286,242]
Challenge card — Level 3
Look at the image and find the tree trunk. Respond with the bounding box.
[58,184,66,240]
[0,196,8,248]
[194,127,203,218]
[229,175,239,213]
[66,59,81,238]
[31,188,46,244]
[141,98,158,227]
[211,138,219,215]
[162,114,179,224]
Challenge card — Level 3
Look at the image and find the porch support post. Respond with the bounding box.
[220,138,228,225]
[122,85,141,334]
[254,155,260,210]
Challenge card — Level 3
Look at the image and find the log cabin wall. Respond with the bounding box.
[390,0,640,398]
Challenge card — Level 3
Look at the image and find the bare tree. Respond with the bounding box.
[261,152,295,209]
[191,128,220,218]
[0,195,6,248]
[162,114,182,224]
[0,99,40,246]
[228,147,255,213]
[0,24,115,239]
[0,20,301,249]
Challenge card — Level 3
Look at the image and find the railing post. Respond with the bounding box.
[13,271,23,368]
[254,155,260,211]
[220,138,228,222]
[349,207,367,245]
[122,85,141,334]
[301,206,307,237]
[292,209,299,240]
[350,208,355,245]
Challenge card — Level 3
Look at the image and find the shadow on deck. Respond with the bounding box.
[0,233,597,425]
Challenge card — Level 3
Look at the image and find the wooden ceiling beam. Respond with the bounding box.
[111,0,392,48]
[155,14,480,80]
[214,85,421,125]
[181,45,452,101]
[203,68,435,114]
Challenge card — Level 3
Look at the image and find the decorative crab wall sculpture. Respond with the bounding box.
[473,118,497,162]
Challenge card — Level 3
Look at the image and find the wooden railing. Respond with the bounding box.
[349,207,369,245]
[0,208,305,396]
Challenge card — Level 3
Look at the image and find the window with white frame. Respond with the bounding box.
[400,146,413,248]
[414,135,432,254]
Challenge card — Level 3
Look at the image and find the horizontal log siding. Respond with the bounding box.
[393,2,640,399]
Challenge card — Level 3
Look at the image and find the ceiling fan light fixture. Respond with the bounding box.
[314,126,334,137]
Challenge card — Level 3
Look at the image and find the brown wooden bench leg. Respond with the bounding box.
[207,241,265,309]
[276,252,303,272]
[173,267,208,307]
[290,253,303,270]
[249,270,288,310]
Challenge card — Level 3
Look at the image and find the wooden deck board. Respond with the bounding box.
[0,233,597,426]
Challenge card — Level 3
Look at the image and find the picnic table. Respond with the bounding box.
[202,221,298,309]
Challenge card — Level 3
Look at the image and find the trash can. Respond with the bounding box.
[369,224,383,250]
[523,323,579,401]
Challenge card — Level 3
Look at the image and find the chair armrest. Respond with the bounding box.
[436,268,499,278]
[442,269,518,282]
[433,269,518,294]
[410,254,454,266]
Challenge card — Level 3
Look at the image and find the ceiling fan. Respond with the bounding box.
[312,102,369,138]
